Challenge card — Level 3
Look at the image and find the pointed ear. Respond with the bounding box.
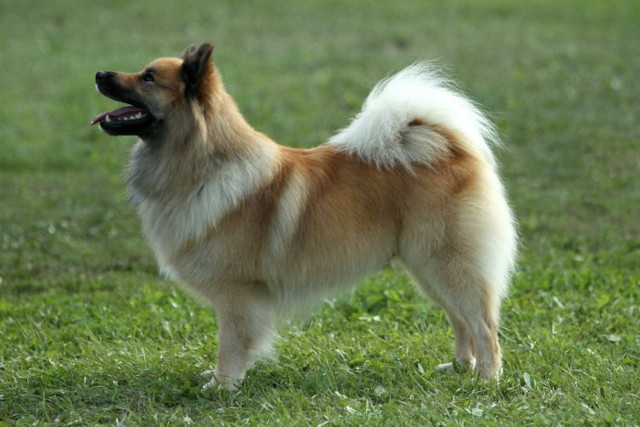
[181,42,215,99]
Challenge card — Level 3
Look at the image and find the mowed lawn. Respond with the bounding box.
[1,0,638,424]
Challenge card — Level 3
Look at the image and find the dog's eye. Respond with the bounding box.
[142,72,155,83]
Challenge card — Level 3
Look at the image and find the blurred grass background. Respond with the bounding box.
[1,0,638,424]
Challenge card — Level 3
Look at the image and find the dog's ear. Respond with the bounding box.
[182,42,215,100]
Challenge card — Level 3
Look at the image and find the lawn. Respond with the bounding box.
[1,0,638,424]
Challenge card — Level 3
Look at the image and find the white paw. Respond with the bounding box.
[436,358,475,372]
[474,359,502,380]
[436,362,456,372]
[200,369,216,380]
[200,369,242,391]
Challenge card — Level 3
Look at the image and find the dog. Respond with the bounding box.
[92,42,517,391]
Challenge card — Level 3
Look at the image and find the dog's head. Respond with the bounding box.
[91,43,215,138]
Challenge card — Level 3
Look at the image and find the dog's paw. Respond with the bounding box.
[436,358,475,373]
[474,359,502,381]
[200,369,242,391]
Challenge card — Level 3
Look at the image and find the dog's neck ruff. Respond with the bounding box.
[133,138,280,278]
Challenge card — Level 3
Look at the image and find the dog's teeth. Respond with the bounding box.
[104,115,111,123]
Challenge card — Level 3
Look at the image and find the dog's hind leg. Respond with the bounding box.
[405,258,503,380]
[202,282,276,391]
[436,308,476,372]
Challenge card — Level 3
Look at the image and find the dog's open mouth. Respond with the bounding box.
[90,105,154,135]
[91,70,159,137]
[90,105,151,126]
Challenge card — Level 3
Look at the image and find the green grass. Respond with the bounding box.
[1,0,639,424]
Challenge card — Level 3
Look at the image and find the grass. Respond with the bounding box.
[1,0,639,424]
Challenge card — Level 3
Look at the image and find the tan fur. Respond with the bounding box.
[95,44,517,391]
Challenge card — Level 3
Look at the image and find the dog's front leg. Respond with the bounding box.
[202,282,275,391]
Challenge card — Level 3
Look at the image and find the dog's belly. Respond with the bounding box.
[264,229,397,299]
[158,212,398,307]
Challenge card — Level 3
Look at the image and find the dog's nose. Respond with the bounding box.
[95,71,110,82]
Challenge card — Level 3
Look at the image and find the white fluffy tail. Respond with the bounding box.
[329,63,499,169]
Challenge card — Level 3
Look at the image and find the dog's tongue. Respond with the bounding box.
[89,106,147,126]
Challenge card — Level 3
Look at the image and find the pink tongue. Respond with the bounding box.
[90,112,108,126]
[89,106,147,126]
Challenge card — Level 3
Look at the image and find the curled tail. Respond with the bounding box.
[329,63,499,169]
